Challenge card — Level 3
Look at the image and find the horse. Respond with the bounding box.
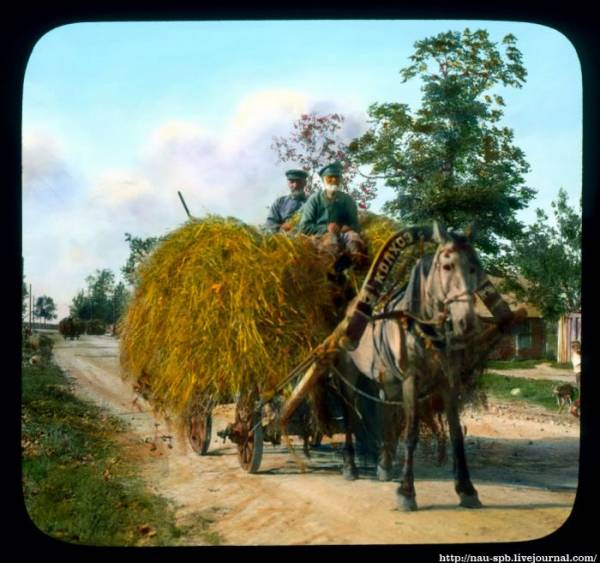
[329,221,515,511]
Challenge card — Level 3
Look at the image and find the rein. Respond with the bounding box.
[330,363,404,406]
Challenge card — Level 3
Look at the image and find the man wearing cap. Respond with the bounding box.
[264,169,309,233]
[298,161,366,265]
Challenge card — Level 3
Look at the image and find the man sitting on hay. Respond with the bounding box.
[298,161,368,269]
[263,169,309,234]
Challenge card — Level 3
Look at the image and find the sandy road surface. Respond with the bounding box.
[52,335,580,546]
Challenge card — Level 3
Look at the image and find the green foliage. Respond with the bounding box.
[70,269,131,324]
[349,28,535,258]
[23,276,29,320]
[498,188,581,321]
[34,295,57,325]
[121,233,165,286]
[477,372,562,411]
[22,361,184,546]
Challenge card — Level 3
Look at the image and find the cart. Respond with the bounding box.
[186,353,349,473]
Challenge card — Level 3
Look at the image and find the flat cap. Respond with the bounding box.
[318,161,343,177]
[285,169,309,180]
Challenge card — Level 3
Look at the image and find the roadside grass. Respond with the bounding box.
[485,358,573,371]
[476,372,567,412]
[545,361,573,370]
[21,359,215,546]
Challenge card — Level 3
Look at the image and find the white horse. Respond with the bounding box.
[332,222,513,511]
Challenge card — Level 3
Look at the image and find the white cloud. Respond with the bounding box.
[22,129,76,204]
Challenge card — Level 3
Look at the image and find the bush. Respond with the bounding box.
[86,319,106,335]
[22,332,54,364]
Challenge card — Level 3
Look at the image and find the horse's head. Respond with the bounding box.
[427,222,486,337]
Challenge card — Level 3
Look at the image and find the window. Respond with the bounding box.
[513,319,532,350]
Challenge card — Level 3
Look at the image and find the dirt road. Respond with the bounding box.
[52,334,579,546]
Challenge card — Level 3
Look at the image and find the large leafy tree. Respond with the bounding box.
[272,112,377,209]
[34,295,57,326]
[499,188,581,321]
[349,28,535,257]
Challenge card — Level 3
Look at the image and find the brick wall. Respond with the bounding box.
[487,318,545,360]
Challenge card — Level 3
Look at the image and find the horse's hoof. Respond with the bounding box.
[342,466,359,481]
[459,493,482,508]
[396,492,418,512]
[376,465,392,482]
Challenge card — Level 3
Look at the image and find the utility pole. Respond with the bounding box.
[29,284,32,331]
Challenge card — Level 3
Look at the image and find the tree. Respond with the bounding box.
[348,28,536,258]
[499,188,581,321]
[271,112,377,209]
[87,269,115,322]
[22,276,28,320]
[70,290,92,320]
[110,281,131,324]
[121,233,164,286]
[70,269,131,324]
[34,295,57,326]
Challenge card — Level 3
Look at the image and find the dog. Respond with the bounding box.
[553,383,577,413]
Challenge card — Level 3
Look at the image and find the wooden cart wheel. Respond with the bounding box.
[187,410,212,455]
[235,392,263,473]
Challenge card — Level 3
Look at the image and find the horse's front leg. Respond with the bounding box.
[396,374,419,511]
[444,387,482,508]
[375,404,394,481]
[340,397,359,480]
[377,390,402,481]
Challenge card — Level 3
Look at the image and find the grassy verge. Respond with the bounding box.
[476,372,568,412]
[485,359,573,371]
[545,361,573,370]
[485,359,541,370]
[22,360,205,546]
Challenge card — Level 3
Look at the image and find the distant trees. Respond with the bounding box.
[33,296,57,326]
[348,28,535,259]
[70,269,131,325]
[499,188,581,321]
[272,112,377,209]
[22,277,28,321]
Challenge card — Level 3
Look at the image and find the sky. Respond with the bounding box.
[21,20,583,320]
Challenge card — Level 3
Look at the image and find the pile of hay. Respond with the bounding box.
[120,216,339,417]
[119,213,433,419]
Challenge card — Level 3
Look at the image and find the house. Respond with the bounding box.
[557,312,581,363]
[474,277,545,360]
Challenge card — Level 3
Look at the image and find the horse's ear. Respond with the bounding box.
[432,221,448,244]
[464,223,476,241]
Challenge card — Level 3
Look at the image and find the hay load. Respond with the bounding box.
[119,212,433,419]
[120,216,339,417]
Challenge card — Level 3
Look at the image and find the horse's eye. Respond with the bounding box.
[443,264,452,271]
[470,267,476,274]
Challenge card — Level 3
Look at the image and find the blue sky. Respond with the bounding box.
[22,20,582,319]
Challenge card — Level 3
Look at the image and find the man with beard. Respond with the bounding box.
[263,169,309,233]
[297,161,367,267]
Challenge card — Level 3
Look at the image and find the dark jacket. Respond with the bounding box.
[264,193,307,233]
